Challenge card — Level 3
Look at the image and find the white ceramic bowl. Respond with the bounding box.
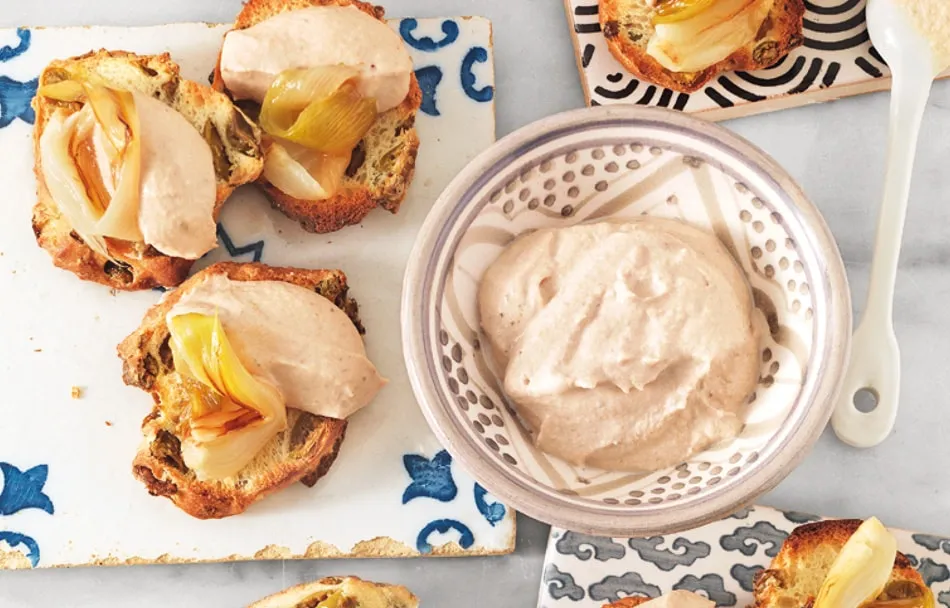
[401,106,851,537]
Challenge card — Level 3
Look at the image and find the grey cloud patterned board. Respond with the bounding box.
[563,0,950,121]
[538,505,950,607]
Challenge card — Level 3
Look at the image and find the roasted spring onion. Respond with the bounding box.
[813,518,898,608]
[168,312,288,480]
[653,0,717,24]
[262,140,351,201]
[258,66,377,199]
[38,81,142,257]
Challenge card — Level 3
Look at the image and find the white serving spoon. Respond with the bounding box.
[832,0,947,448]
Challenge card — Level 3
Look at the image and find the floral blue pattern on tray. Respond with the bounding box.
[0,29,37,128]
[400,449,507,554]
[0,462,54,567]
[0,17,509,569]
[539,505,950,607]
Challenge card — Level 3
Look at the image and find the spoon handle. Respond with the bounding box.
[831,65,933,448]
[866,67,933,322]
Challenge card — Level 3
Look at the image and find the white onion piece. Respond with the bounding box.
[39,109,111,258]
[647,0,774,73]
[262,140,350,201]
[182,409,286,481]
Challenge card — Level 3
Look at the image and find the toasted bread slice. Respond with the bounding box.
[32,51,264,290]
[248,576,418,608]
[118,262,363,519]
[599,0,805,93]
[754,519,931,607]
[212,0,422,234]
[604,598,651,607]
[603,591,714,607]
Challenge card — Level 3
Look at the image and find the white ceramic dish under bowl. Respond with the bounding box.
[402,106,851,538]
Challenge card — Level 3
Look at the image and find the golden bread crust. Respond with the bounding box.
[603,598,652,607]
[248,575,419,608]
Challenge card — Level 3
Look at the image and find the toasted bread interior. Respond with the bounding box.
[32,50,263,290]
[118,262,362,519]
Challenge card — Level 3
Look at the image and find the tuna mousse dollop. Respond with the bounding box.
[477,218,767,472]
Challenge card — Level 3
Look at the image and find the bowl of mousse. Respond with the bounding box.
[401,106,851,537]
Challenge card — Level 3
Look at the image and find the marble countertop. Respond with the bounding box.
[2,0,950,606]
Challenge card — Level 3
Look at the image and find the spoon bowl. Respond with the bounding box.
[866,0,937,76]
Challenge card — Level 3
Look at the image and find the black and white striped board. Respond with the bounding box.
[565,0,950,120]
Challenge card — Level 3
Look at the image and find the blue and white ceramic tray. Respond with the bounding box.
[0,18,514,569]
[539,505,950,607]
[564,0,950,120]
